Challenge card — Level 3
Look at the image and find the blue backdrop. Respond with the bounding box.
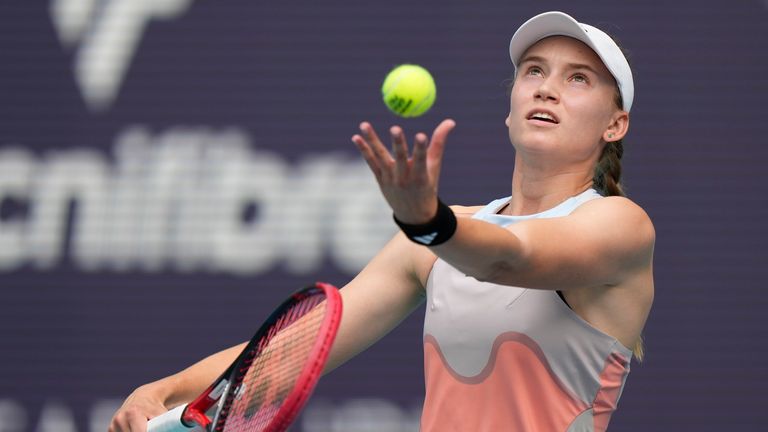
[1,1,766,430]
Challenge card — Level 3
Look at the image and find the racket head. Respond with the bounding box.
[205,282,342,432]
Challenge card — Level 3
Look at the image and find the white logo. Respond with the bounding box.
[49,0,195,112]
[0,125,395,275]
[413,232,438,245]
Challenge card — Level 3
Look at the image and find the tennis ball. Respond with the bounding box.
[381,64,436,118]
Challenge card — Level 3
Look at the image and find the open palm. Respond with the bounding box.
[352,119,456,224]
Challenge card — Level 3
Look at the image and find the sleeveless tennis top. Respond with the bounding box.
[422,189,633,431]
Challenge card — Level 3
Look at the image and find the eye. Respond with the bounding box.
[527,66,544,76]
[570,73,589,84]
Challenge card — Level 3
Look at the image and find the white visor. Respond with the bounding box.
[509,11,634,112]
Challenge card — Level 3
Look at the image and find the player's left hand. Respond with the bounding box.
[352,119,456,224]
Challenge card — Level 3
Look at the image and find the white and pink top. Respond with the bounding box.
[422,189,632,431]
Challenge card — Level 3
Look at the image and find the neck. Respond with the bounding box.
[503,154,594,216]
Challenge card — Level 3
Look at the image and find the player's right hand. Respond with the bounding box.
[109,385,169,432]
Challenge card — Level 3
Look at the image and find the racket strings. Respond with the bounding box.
[219,293,328,432]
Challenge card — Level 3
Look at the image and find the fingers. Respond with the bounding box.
[352,123,412,181]
[109,391,168,432]
[112,404,168,432]
[110,408,148,432]
[351,133,382,178]
[411,132,429,176]
[352,122,395,180]
[426,119,456,178]
[390,126,409,176]
[360,122,393,167]
[351,119,457,183]
[429,119,456,154]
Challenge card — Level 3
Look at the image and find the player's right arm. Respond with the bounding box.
[325,231,434,372]
[110,343,245,432]
[110,232,433,432]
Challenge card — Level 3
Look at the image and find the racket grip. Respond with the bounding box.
[147,405,204,432]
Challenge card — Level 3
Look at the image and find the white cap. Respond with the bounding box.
[509,11,634,112]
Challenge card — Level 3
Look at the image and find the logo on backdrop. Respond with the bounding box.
[49,0,195,112]
[0,127,394,275]
[30,2,396,276]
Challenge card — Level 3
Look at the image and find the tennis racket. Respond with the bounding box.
[147,282,342,432]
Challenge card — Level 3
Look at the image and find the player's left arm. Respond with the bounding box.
[434,196,655,290]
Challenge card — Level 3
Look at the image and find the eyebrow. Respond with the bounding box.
[519,55,601,75]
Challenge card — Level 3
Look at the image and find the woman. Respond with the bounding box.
[111,11,654,432]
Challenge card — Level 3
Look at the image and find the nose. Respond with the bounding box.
[534,78,559,103]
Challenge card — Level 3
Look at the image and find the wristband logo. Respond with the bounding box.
[49,0,195,112]
[413,232,438,245]
[395,200,457,246]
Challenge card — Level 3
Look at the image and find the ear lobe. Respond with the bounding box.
[505,113,512,127]
[604,111,629,142]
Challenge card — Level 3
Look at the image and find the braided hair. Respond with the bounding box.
[591,89,625,198]
[594,63,647,361]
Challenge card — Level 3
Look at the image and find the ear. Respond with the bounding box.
[505,112,512,128]
[603,111,629,142]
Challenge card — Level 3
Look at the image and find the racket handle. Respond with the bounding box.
[147,405,204,432]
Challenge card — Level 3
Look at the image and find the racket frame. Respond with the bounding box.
[176,282,342,431]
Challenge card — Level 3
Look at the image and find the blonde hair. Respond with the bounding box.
[633,335,645,361]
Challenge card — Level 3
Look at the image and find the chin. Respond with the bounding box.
[510,132,560,154]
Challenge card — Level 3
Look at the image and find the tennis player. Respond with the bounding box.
[111,11,654,432]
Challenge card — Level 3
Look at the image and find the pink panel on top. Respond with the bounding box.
[422,333,590,431]
[592,352,630,431]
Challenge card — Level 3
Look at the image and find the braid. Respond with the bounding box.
[592,84,626,198]
[592,72,647,361]
[592,138,625,197]
[594,134,646,361]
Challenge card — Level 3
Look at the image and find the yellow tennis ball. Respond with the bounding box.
[381,64,436,118]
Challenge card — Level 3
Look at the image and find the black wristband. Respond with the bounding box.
[393,199,457,246]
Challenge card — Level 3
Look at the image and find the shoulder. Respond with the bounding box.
[573,196,655,263]
[575,196,655,234]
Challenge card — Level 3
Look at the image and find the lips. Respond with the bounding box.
[526,109,559,124]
